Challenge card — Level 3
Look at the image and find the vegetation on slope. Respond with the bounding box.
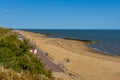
[0,27,55,80]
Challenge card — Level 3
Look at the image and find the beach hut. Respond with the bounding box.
[30,48,37,55]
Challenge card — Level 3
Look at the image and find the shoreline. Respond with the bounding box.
[62,38,120,63]
[16,30,120,80]
[21,29,119,58]
[43,33,120,61]
[38,32,120,61]
[88,44,120,57]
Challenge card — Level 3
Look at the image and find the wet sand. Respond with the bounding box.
[16,30,120,80]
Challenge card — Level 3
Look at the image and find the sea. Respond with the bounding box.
[21,29,120,56]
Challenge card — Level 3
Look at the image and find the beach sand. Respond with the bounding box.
[16,30,120,80]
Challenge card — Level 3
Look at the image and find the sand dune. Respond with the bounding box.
[16,30,120,80]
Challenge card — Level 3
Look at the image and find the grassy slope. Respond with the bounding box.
[0,27,57,80]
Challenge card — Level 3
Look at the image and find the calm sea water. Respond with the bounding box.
[21,29,120,56]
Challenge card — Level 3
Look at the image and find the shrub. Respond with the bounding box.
[0,28,54,79]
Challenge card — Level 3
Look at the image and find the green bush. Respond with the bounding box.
[0,28,54,79]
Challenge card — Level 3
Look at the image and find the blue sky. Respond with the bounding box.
[0,0,120,29]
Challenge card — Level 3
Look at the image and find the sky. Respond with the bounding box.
[0,0,120,29]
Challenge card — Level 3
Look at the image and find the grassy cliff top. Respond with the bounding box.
[0,27,57,80]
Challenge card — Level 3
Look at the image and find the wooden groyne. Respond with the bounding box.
[63,38,96,44]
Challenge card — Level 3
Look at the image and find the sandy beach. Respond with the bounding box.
[16,30,120,80]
